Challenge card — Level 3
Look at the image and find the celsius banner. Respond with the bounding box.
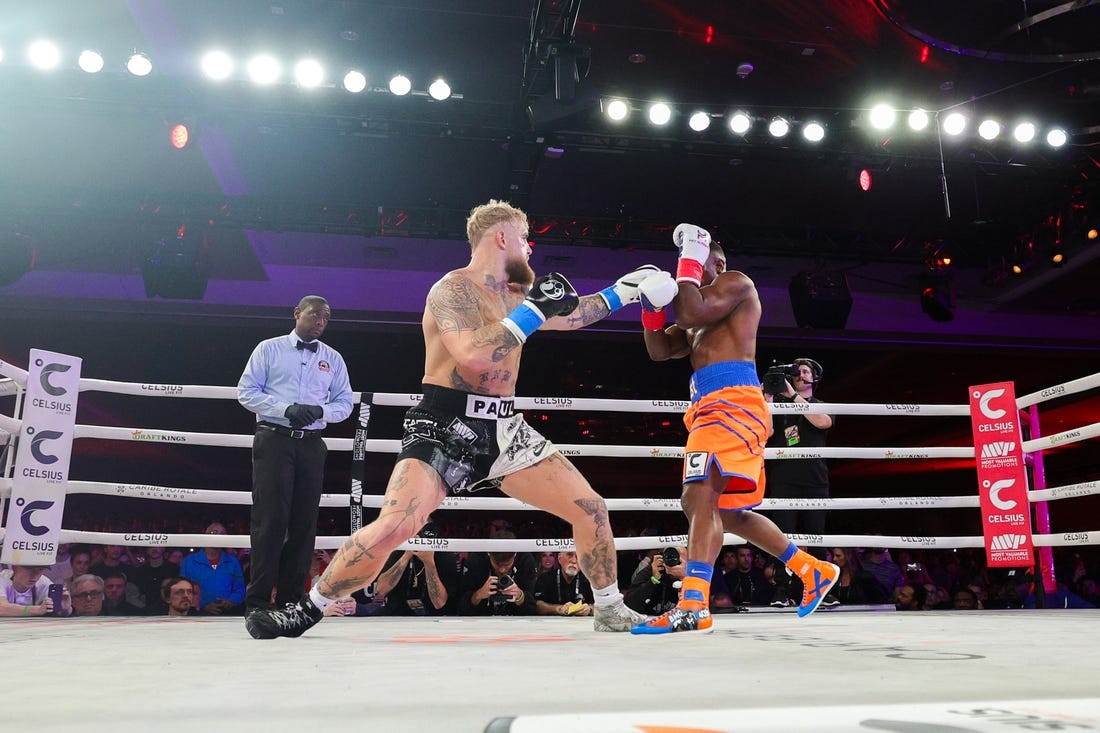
[1,350,82,566]
[968,381,1034,568]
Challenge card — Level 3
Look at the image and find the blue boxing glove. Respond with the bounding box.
[596,264,663,312]
[673,223,712,286]
[638,271,678,331]
[501,272,579,344]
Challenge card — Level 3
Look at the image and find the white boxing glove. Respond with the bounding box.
[672,223,712,286]
[638,271,678,331]
[597,264,662,312]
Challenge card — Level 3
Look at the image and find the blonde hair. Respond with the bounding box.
[465,199,527,250]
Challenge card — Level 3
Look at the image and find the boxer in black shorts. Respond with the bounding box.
[398,385,552,494]
[246,198,671,639]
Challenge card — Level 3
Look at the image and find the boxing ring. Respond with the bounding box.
[1,355,1099,732]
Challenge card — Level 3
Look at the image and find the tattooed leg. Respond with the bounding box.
[501,452,618,588]
[316,458,445,599]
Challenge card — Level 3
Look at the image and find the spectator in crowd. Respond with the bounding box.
[624,547,686,617]
[161,577,197,617]
[534,550,594,616]
[89,545,132,579]
[65,546,93,589]
[373,523,458,616]
[180,522,246,616]
[458,542,537,616]
[101,569,142,616]
[829,547,888,605]
[0,565,72,617]
[535,551,558,579]
[719,545,770,606]
[894,583,927,611]
[71,574,106,617]
[952,586,980,610]
[130,545,180,615]
[863,546,905,600]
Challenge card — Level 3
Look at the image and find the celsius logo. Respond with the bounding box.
[36,359,72,397]
[975,387,1007,420]
[983,478,1018,511]
[16,497,55,536]
[27,426,64,465]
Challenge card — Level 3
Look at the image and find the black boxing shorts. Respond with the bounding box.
[397,384,556,493]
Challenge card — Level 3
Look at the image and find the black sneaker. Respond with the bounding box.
[821,593,841,608]
[245,598,323,639]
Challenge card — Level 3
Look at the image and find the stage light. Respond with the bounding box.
[1046,128,1068,148]
[127,52,153,77]
[294,59,324,88]
[728,112,751,134]
[169,124,190,150]
[605,99,629,121]
[428,78,451,100]
[648,102,672,125]
[1013,122,1036,143]
[1051,251,1065,266]
[802,121,825,142]
[908,108,930,131]
[28,40,61,70]
[978,119,1001,140]
[942,112,966,136]
[869,104,896,130]
[768,117,789,137]
[1011,263,1023,275]
[1088,228,1098,240]
[247,55,281,84]
[388,74,411,96]
[343,70,366,93]
[78,50,104,73]
[688,111,710,132]
[201,50,233,80]
[858,169,873,191]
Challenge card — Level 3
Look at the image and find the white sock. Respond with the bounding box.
[308,586,334,611]
[592,582,623,608]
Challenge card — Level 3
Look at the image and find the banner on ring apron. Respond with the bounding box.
[968,381,1035,568]
[1,349,82,566]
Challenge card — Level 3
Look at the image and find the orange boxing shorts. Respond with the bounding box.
[683,360,769,511]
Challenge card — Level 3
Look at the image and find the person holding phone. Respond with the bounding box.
[0,565,73,616]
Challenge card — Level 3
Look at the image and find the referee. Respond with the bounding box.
[238,295,354,615]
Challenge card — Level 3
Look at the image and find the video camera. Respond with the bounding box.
[762,363,801,395]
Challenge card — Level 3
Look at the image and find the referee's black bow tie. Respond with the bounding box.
[296,340,318,352]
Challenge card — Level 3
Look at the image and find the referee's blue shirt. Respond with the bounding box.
[238,331,354,429]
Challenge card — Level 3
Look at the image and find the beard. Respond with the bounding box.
[505,256,536,287]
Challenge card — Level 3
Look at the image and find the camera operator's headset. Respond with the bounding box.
[792,357,823,388]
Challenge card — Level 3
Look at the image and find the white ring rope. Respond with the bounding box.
[3,478,1097,512]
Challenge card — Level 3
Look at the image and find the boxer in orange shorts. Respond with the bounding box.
[630,224,839,634]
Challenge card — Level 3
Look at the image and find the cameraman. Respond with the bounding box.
[458,545,537,616]
[624,547,687,617]
[762,358,834,606]
[373,522,458,616]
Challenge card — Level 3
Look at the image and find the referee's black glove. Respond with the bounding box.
[285,403,323,428]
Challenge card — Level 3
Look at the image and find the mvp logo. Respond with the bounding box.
[980,441,1016,458]
[991,533,1028,550]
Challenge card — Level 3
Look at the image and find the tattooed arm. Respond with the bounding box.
[542,293,612,331]
[429,273,523,372]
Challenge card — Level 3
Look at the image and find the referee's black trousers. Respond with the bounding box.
[246,428,327,611]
